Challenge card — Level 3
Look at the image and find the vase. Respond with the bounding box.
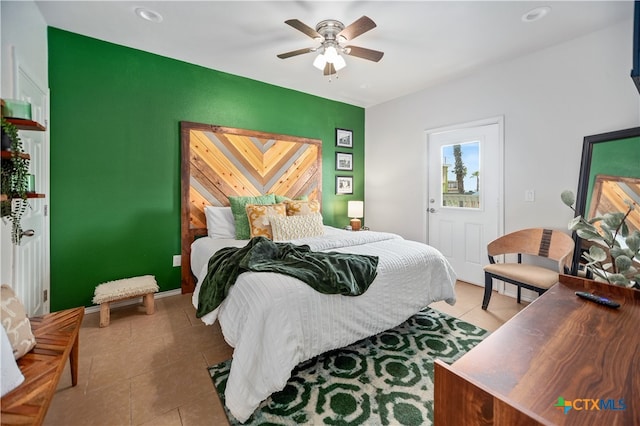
[1,128,11,151]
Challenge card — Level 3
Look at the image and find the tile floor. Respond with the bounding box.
[44,281,527,426]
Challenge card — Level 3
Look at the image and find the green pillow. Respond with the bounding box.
[229,194,276,239]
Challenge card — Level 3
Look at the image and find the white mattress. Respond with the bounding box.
[191,226,457,422]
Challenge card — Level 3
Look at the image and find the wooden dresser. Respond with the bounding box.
[434,274,639,425]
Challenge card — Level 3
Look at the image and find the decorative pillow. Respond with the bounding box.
[0,285,36,360]
[270,212,325,241]
[274,194,308,203]
[229,194,276,239]
[284,199,321,216]
[245,203,286,239]
[204,206,236,239]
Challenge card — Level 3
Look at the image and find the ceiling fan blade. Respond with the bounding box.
[323,63,336,76]
[277,47,313,59]
[344,45,384,62]
[337,16,376,41]
[285,19,321,39]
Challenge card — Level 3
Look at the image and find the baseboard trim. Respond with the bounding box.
[84,288,183,314]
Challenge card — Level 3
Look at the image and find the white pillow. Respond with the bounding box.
[270,213,325,241]
[1,325,25,396]
[204,206,236,239]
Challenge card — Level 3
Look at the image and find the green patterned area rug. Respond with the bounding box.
[208,308,488,425]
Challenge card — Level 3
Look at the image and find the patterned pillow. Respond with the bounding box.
[246,203,287,239]
[0,285,36,359]
[284,199,321,216]
[229,194,276,239]
[274,194,308,203]
[270,212,325,241]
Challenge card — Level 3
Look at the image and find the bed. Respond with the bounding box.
[180,122,457,422]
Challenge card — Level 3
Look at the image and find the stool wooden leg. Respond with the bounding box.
[70,332,80,386]
[144,293,155,315]
[100,302,110,327]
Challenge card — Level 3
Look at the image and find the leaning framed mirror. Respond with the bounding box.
[571,126,640,274]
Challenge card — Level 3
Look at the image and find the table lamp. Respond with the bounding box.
[348,201,364,231]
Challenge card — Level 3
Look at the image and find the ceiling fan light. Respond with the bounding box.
[333,55,346,71]
[313,54,327,70]
[324,46,338,62]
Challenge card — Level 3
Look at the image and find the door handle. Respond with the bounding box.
[429,208,437,213]
[21,229,35,238]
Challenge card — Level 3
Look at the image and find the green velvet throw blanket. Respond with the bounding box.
[196,236,379,318]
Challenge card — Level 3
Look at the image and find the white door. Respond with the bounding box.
[426,120,503,286]
[13,65,49,316]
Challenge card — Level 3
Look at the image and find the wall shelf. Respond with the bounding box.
[1,150,30,160]
[2,99,46,203]
[0,193,45,200]
[4,117,46,132]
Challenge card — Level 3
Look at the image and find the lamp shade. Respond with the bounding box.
[333,55,346,71]
[348,201,364,218]
[313,54,327,70]
[324,46,338,62]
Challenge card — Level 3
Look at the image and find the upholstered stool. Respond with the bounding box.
[92,275,159,327]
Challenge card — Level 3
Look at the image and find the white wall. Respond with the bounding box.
[0,1,48,285]
[365,19,640,244]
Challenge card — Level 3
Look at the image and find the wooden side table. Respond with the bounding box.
[434,274,639,425]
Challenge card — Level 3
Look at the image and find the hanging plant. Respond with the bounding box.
[1,117,30,244]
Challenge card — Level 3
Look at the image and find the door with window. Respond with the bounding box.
[426,120,503,286]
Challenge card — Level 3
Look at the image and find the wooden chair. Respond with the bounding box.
[482,228,574,310]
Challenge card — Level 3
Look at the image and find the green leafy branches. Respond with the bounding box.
[561,190,640,287]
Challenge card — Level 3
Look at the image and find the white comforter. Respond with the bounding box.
[191,227,456,423]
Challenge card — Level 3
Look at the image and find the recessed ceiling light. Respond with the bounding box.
[521,6,551,23]
[135,7,163,23]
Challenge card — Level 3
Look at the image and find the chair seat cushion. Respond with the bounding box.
[483,263,558,289]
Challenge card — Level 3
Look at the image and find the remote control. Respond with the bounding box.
[575,291,620,308]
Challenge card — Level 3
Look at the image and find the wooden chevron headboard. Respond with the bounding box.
[180,121,322,292]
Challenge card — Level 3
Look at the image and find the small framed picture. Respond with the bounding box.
[336,176,353,195]
[336,128,353,148]
[336,152,353,171]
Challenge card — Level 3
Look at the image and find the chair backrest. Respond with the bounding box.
[487,228,575,272]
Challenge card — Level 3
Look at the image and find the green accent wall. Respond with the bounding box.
[48,28,365,311]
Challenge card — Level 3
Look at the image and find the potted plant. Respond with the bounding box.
[1,118,30,244]
[561,189,640,288]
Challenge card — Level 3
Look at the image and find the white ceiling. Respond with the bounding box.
[35,1,634,108]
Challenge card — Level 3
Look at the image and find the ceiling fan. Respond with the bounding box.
[277,16,384,76]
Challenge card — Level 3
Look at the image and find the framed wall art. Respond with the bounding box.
[336,152,353,171]
[336,128,353,148]
[336,176,353,195]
